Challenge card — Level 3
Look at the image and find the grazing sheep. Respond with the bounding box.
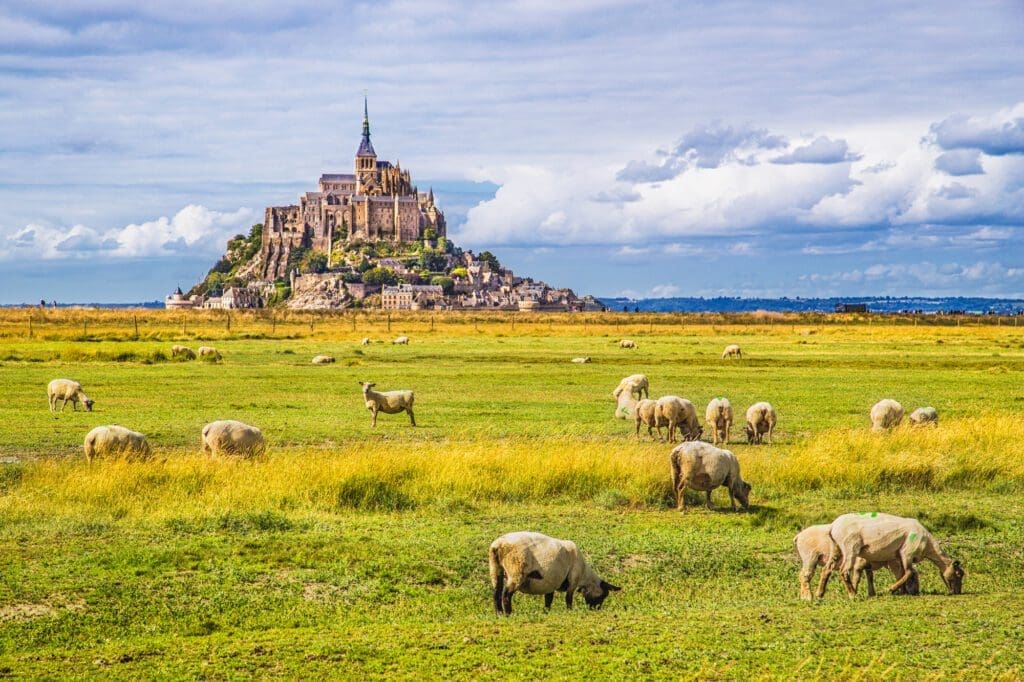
[721,344,742,359]
[794,523,919,601]
[908,406,938,426]
[612,374,649,400]
[47,379,94,413]
[745,401,777,444]
[201,420,265,458]
[392,336,410,345]
[83,425,151,463]
[311,355,336,365]
[618,339,637,349]
[171,345,196,360]
[489,531,621,615]
[360,337,370,346]
[705,397,733,445]
[830,512,964,597]
[571,357,592,364]
[633,399,662,440]
[656,396,701,443]
[360,381,415,427]
[870,399,904,431]
[615,390,639,420]
[670,441,751,511]
[197,346,222,362]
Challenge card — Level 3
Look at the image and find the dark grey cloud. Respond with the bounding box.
[934,149,984,175]
[771,136,861,164]
[935,182,977,200]
[593,187,642,203]
[931,114,1024,155]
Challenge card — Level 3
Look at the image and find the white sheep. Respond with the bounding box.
[870,399,904,431]
[612,374,649,401]
[618,339,637,349]
[794,523,919,601]
[392,336,410,345]
[47,379,94,413]
[201,420,265,458]
[656,396,701,443]
[721,344,742,359]
[197,346,222,362]
[489,531,621,615]
[908,406,938,426]
[633,399,662,440]
[360,337,371,346]
[705,397,733,445]
[311,355,336,365]
[83,425,151,463]
[745,401,777,444]
[829,512,965,597]
[360,381,415,427]
[615,390,639,420]
[670,441,751,511]
[171,345,196,360]
[570,357,592,364]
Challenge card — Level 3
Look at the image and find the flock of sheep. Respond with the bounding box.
[46,337,962,614]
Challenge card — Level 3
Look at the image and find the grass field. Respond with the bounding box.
[1,310,1023,679]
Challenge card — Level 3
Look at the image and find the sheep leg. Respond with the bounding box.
[501,588,513,615]
[799,559,816,601]
[816,560,835,599]
[493,573,504,616]
[768,423,774,445]
[887,558,917,594]
[676,484,686,511]
[724,419,731,445]
[565,591,574,609]
[865,567,876,597]
[705,489,714,510]
[544,593,554,610]
[727,486,737,511]
[837,543,861,597]
[370,408,378,428]
[407,407,416,427]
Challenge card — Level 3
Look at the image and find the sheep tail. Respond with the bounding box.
[489,546,504,615]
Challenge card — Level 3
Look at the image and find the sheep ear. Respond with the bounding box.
[600,580,621,592]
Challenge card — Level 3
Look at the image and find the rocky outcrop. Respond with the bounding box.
[286,273,353,310]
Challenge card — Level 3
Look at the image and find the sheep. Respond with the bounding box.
[656,396,701,443]
[705,397,733,445]
[360,337,370,346]
[392,336,410,345]
[197,346,222,362]
[908,406,938,426]
[570,357,592,364]
[830,512,965,597]
[721,344,742,359]
[201,420,265,458]
[171,345,196,360]
[633,399,661,440]
[47,379,94,413]
[83,425,151,463]
[618,339,637,349]
[612,374,648,419]
[794,523,919,601]
[870,399,904,431]
[670,441,751,511]
[311,355,336,365]
[745,401,777,444]
[489,531,621,615]
[360,381,415,427]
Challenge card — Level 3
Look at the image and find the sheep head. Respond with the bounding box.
[734,481,752,509]
[745,424,756,443]
[84,398,95,412]
[581,579,621,609]
[944,560,965,595]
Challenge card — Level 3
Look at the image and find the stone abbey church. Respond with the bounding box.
[261,100,446,279]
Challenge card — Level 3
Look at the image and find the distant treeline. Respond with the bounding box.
[600,296,1024,315]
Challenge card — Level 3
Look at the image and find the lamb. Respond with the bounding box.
[670,441,751,511]
[721,344,742,359]
[47,379,94,413]
[612,374,648,419]
[360,381,415,427]
[83,425,151,463]
[570,357,592,364]
[360,337,371,346]
[705,397,733,445]
[489,531,621,615]
[829,512,965,597]
[908,406,938,426]
[171,345,196,360]
[201,420,265,458]
[745,401,777,444]
[794,523,919,601]
[618,339,637,349]
[870,399,904,431]
[392,336,410,345]
[656,396,701,443]
[311,355,336,365]
[197,346,222,362]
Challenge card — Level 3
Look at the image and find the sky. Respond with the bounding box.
[2,1,1024,303]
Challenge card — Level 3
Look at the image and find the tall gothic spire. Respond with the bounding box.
[356,94,376,157]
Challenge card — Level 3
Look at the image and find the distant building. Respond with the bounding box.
[164,286,193,310]
[381,283,445,310]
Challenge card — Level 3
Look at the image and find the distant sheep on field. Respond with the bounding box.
[870,399,904,431]
[201,420,265,458]
[197,346,222,362]
[721,344,742,359]
[360,381,415,427]
[618,339,637,349]
[908,406,938,426]
[392,336,410,345]
[171,345,196,360]
[47,379,94,413]
[489,531,620,615]
[745,402,777,444]
[84,425,151,462]
[312,355,335,365]
[361,337,371,345]
[571,357,591,364]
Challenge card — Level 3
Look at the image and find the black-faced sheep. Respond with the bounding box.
[489,531,620,615]
[360,381,415,427]
[745,401,777,444]
[201,420,265,458]
[47,379,94,413]
[83,425,151,463]
[705,397,733,445]
[670,441,751,511]
[171,345,196,360]
[829,512,964,597]
[870,399,904,431]
[908,406,938,426]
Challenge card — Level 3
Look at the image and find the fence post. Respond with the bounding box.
[133,314,139,338]
[431,316,435,332]
[182,316,186,335]
[271,313,276,334]
[83,320,88,336]
[28,315,33,339]
[226,312,231,333]
[387,313,391,332]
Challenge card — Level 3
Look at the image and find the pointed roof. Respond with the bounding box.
[356,95,376,157]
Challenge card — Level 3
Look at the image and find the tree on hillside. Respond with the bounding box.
[362,266,398,286]
[430,276,454,295]
[478,250,501,270]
